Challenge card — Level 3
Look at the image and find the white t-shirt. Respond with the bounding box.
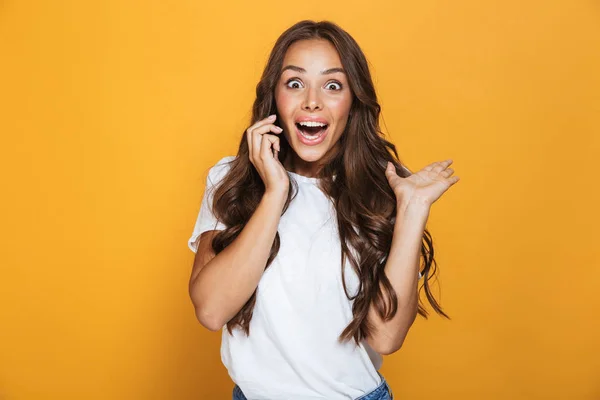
[188,156,384,400]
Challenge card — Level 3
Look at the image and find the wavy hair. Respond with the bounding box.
[209,20,448,344]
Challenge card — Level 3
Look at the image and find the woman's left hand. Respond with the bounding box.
[385,159,460,208]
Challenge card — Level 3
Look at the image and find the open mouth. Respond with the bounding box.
[295,121,329,140]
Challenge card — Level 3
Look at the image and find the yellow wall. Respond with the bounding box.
[1,1,598,398]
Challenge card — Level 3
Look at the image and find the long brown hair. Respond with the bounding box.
[209,20,448,344]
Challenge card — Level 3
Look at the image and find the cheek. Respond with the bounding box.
[326,96,353,122]
[275,90,295,116]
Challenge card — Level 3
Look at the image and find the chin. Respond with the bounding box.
[295,148,327,163]
[286,139,330,163]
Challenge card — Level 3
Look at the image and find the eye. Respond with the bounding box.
[325,81,342,91]
[285,79,303,89]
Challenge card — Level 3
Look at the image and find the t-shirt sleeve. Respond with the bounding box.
[187,156,236,253]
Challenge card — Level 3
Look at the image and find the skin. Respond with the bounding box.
[368,160,459,354]
[274,39,353,177]
[191,36,461,356]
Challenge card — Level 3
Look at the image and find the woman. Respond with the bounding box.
[188,20,460,400]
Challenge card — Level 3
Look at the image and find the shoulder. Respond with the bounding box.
[207,155,236,184]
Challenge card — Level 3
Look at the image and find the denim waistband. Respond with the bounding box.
[232,372,393,400]
[355,371,393,400]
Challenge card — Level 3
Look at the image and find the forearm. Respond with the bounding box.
[366,201,430,354]
[190,191,287,330]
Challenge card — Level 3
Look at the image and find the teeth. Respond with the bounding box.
[299,129,325,140]
[298,121,326,127]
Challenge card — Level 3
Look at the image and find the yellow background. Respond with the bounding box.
[1,0,599,399]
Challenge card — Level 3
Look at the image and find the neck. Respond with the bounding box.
[284,154,320,178]
[283,143,340,178]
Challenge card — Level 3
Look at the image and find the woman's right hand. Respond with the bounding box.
[246,114,289,196]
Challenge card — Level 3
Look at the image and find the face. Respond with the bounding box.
[274,39,353,174]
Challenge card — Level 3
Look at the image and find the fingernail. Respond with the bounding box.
[268,114,276,120]
[275,126,283,131]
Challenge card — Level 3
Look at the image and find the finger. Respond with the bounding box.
[274,137,280,152]
[247,115,277,160]
[441,168,454,177]
[385,162,397,178]
[436,159,453,172]
[251,124,282,162]
[385,163,403,188]
[251,123,283,136]
[246,129,253,160]
[426,159,453,172]
[432,161,450,174]
[423,161,438,172]
[248,114,277,132]
[252,127,263,162]
[260,134,279,160]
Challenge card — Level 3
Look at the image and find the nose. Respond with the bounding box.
[302,87,322,111]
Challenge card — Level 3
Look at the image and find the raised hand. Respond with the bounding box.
[246,114,289,196]
[385,159,460,208]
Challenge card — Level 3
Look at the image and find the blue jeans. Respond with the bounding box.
[232,372,394,400]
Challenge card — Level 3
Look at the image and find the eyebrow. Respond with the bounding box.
[281,65,346,75]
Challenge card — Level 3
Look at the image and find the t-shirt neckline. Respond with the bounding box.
[287,170,320,183]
